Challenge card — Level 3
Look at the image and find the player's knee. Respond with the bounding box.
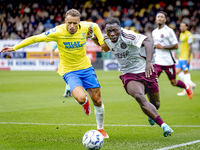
[170,80,177,86]
[133,92,144,100]
[91,96,102,106]
[155,101,160,109]
[94,99,102,106]
[133,92,146,106]
[75,95,87,105]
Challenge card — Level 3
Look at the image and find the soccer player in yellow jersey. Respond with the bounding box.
[0,9,109,138]
[176,22,196,96]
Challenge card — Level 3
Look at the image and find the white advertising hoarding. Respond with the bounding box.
[0,59,59,71]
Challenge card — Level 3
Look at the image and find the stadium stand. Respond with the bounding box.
[0,0,199,39]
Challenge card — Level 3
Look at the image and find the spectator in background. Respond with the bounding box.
[135,20,142,32]
[15,18,23,32]
[43,19,54,31]
[124,16,132,27]
[96,15,105,30]
[55,13,62,23]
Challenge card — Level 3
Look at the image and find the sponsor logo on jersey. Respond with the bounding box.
[161,34,164,38]
[63,41,86,48]
[114,50,130,59]
[82,32,87,38]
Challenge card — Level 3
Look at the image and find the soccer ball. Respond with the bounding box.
[82,130,104,149]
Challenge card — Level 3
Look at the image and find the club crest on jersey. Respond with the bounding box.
[82,32,87,38]
[161,34,164,38]
[121,42,127,49]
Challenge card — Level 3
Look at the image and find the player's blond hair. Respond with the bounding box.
[65,9,81,18]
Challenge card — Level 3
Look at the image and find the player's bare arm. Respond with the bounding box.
[155,43,178,50]
[91,36,110,52]
[50,48,54,65]
[91,35,101,46]
[142,38,154,78]
[88,27,110,52]
[87,27,101,46]
[187,43,193,65]
[0,47,14,53]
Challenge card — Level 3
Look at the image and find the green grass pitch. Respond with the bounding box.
[0,70,200,150]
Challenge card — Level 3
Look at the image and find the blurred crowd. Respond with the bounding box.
[0,0,200,39]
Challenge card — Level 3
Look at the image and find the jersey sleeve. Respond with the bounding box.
[92,23,105,45]
[40,28,58,43]
[187,33,193,44]
[13,34,45,51]
[52,43,58,50]
[169,29,178,45]
[132,33,147,48]
[13,27,59,51]
[121,29,147,48]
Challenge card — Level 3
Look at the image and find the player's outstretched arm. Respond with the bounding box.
[0,47,14,53]
[1,35,46,53]
[88,27,101,46]
[155,43,178,50]
[89,23,105,46]
[142,38,154,78]
[87,27,110,52]
[50,48,54,65]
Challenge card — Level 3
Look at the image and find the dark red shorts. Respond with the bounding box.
[120,72,159,94]
[154,64,176,80]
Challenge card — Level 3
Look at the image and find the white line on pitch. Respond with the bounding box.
[0,122,200,127]
[155,140,200,150]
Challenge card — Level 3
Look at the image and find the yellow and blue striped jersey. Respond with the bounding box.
[13,21,104,75]
[179,30,193,60]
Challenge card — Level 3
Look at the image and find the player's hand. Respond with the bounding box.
[145,62,154,78]
[0,47,14,53]
[155,43,163,49]
[187,58,190,65]
[87,27,94,38]
[50,59,54,65]
[101,43,110,52]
